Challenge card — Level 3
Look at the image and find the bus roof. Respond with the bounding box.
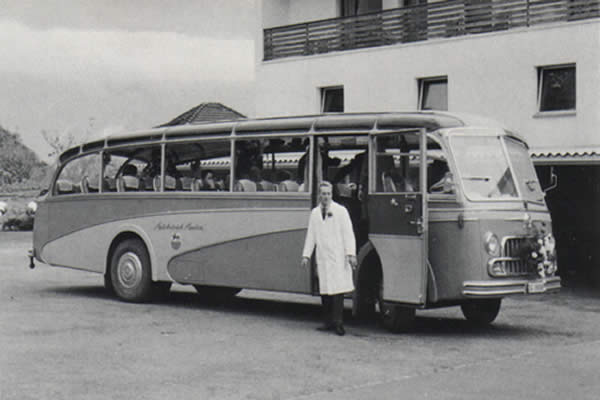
[59,111,517,164]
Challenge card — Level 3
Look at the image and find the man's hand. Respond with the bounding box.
[300,256,310,268]
[347,255,357,270]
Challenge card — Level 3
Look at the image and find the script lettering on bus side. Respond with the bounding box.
[154,222,204,231]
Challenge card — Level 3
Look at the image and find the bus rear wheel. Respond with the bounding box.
[110,238,154,302]
[461,299,501,326]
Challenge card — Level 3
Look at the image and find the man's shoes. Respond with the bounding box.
[334,324,345,336]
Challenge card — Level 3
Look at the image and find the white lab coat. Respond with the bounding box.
[302,201,356,295]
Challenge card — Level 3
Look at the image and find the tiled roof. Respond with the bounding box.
[530,146,600,165]
[159,102,246,127]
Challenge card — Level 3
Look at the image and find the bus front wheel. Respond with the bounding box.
[110,238,154,302]
[461,299,501,325]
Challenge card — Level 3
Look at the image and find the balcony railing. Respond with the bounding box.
[263,0,599,61]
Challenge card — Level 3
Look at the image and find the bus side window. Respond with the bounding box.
[428,159,454,194]
[234,139,262,191]
[164,140,230,192]
[102,153,126,193]
[55,152,100,196]
[235,137,307,193]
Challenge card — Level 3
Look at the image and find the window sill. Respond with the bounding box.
[533,110,576,119]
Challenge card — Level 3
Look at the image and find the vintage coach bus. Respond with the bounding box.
[31,112,560,331]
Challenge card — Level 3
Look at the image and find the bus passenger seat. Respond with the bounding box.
[164,175,178,190]
[278,180,300,192]
[117,164,140,192]
[80,176,90,193]
[117,175,140,192]
[56,179,74,195]
[382,172,397,192]
[179,176,194,191]
[140,176,154,191]
[152,176,161,191]
[234,179,257,192]
[257,180,273,191]
[152,175,178,191]
[103,177,117,192]
[80,176,99,193]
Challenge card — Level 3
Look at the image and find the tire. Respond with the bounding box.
[461,299,502,326]
[110,238,154,302]
[104,271,114,295]
[193,285,241,302]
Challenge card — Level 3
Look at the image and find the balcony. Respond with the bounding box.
[263,0,599,61]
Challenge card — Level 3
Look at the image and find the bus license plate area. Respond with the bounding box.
[527,280,546,294]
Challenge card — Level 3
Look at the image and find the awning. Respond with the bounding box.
[530,146,600,165]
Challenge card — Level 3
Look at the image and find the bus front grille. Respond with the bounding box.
[502,237,533,276]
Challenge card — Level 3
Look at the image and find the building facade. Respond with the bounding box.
[254,0,600,285]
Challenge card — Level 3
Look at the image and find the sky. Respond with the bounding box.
[0,0,257,161]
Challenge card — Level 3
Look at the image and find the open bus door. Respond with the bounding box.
[366,129,429,328]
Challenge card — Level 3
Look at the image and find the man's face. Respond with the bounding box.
[319,185,332,208]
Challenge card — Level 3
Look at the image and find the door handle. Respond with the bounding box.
[409,217,424,234]
[390,198,399,207]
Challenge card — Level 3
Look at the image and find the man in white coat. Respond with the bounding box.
[301,181,357,336]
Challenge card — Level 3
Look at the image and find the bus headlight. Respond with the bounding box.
[26,201,37,216]
[484,232,500,257]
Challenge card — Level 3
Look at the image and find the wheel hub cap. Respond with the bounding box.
[117,252,143,289]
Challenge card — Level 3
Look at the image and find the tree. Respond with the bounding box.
[0,126,46,185]
[41,129,77,161]
[41,117,95,162]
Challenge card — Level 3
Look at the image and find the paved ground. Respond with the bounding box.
[1,232,600,399]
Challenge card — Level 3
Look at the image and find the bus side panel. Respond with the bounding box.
[40,226,114,274]
[40,202,312,285]
[168,229,311,293]
[428,218,484,302]
[370,234,424,304]
[32,200,49,263]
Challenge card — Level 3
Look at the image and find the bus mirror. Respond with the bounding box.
[543,167,558,193]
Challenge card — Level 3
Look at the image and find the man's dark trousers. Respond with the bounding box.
[321,294,344,328]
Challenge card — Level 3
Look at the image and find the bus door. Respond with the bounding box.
[368,130,428,305]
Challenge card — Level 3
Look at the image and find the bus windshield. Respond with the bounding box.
[451,135,518,201]
[504,137,545,203]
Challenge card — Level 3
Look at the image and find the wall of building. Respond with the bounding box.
[255,20,599,151]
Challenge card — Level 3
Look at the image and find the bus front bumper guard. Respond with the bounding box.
[462,276,561,298]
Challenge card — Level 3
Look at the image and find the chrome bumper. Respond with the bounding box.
[463,276,561,298]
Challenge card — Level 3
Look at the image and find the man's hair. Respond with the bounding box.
[319,181,333,191]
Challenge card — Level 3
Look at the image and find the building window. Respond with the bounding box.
[418,77,448,111]
[321,87,344,113]
[340,0,382,17]
[538,64,576,112]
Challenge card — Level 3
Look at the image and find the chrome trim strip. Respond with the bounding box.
[430,218,478,223]
[462,276,561,297]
